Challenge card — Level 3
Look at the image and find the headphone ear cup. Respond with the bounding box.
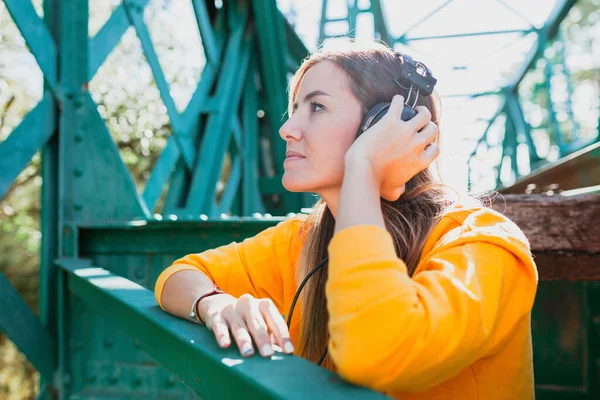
[358,102,418,136]
[358,102,390,135]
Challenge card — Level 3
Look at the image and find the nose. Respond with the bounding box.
[279,116,302,142]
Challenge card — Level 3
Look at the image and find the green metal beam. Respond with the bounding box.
[0,93,56,200]
[58,258,388,400]
[0,273,56,383]
[4,0,58,94]
[250,0,303,213]
[88,4,134,79]
[125,0,195,169]
[186,4,252,214]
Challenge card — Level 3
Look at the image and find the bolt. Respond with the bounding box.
[166,375,178,387]
[135,268,145,279]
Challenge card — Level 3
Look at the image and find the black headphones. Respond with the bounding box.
[358,53,437,134]
[285,53,437,367]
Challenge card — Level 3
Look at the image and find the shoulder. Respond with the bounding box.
[264,212,311,248]
[421,201,532,263]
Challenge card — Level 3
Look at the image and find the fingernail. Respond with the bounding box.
[260,344,274,357]
[284,342,295,354]
[242,343,253,356]
[218,337,228,347]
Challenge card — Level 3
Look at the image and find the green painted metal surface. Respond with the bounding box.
[56,255,388,399]
[0,273,56,383]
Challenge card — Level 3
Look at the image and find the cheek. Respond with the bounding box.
[315,120,358,172]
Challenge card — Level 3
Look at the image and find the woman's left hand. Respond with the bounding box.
[345,95,440,201]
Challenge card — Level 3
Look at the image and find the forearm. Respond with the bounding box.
[335,157,385,234]
[160,269,234,321]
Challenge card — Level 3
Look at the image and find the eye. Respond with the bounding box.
[310,102,324,113]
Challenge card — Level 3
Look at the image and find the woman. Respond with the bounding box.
[154,40,538,399]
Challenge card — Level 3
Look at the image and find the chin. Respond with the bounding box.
[282,175,316,193]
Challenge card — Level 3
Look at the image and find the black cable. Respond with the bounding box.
[286,255,329,366]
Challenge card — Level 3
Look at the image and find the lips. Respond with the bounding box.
[286,151,305,159]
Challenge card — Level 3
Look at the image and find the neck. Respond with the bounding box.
[318,187,340,219]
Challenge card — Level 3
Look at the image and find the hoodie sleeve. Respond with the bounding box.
[154,214,307,311]
[325,207,538,393]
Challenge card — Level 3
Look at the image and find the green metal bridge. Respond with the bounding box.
[0,0,599,398]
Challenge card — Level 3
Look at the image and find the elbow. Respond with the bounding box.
[328,329,397,390]
[330,341,379,388]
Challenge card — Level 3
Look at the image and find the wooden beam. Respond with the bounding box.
[490,194,600,280]
[499,141,600,194]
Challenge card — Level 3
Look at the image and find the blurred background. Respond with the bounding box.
[1,0,598,398]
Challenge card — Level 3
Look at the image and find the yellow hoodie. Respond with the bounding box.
[155,204,538,399]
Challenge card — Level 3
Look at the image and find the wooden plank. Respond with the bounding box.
[500,141,600,193]
[491,194,600,252]
[532,253,600,281]
[491,194,600,281]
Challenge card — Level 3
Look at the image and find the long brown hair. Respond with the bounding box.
[288,40,477,368]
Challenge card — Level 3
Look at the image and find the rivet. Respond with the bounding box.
[109,372,119,384]
[63,373,72,386]
[133,375,142,386]
[74,169,83,177]
[103,338,114,348]
[166,375,178,387]
[135,268,145,279]
[74,204,83,211]
[74,132,83,142]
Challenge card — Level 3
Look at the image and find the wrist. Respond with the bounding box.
[343,155,380,189]
[197,293,234,323]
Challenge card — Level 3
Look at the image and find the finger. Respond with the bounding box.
[210,313,232,348]
[409,105,431,133]
[224,309,254,357]
[259,299,295,354]
[421,142,440,165]
[244,309,274,358]
[381,185,405,202]
[415,122,439,149]
[386,95,405,121]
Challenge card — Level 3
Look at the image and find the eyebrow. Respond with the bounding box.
[293,90,330,110]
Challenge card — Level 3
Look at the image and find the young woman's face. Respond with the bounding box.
[279,61,363,195]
